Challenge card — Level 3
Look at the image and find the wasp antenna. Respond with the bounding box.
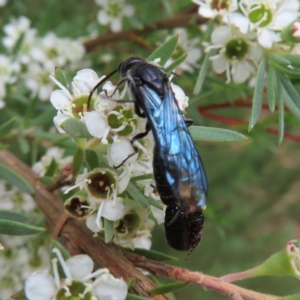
[87,68,118,109]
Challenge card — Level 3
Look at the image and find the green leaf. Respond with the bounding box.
[98,152,110,168]
[249,55,266,131]
[10,289,27,300]
[61,118,92,138]
[281,84,300,122]
[12,32,25,57]
[85,149,100,170]
[267,64,277,112]
[165,54,187,74]
[0,118,17,138]
[0,210,27,222]
[269,52,291,67]
[145,196,163,210]
[278,84,285,145]
[72,147,84,176]
[126,183,149,208]
[44,157,59,177]
[0,219,45,235]
[104,217,114,243]
[18,134,30,154]
[147,35,178,66]
[282,53,300,68]
[280,75,300,109]
[150,281,189,295]
[128,248,177,261]
[0,163,34,193]
[39,176,56,185]
[271,62,300,78]
[125,294,150,300]
[131,174,153,182]
[189,126,248,142]
[193,48,217,95]
[49,240,71,280]
[55,67,68,88]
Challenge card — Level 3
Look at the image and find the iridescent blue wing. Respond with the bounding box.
[140,82,208,209]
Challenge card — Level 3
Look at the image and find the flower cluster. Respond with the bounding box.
[25,248,127,300]
[48,66,193,249]
[95,0,134,32]
[0,16,86,105]
[193,0,300,83]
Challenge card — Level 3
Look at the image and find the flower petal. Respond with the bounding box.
[66,254,94,279]
[93,274,127,300]
[25,271,56,300]
[85,111,108,138]
[102,200,125,221]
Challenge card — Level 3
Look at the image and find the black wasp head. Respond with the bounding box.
[118,57,145,79]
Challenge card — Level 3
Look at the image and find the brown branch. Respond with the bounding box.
[125,252,279,300]
[0,149,166,300]
[0,149,283,299]
[84,12,206,52]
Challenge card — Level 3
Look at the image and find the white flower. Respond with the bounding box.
[209,26,263,83]
[32,146,72,176]
[171,83,189,111]
[165,28,202,73]
[2,16,37,64]
[193,0,238,18]
[240,0,300,48]
[95,0,135,32]
[0,0,8,6]
[25,249,127,300]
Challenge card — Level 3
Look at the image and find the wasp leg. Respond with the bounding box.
[130,122,151,144]
[184,118,193,127]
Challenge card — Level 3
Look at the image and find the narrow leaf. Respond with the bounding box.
[98,152,110,168]
[281,84,300,121]
[269,52,291,67]
[249,55,266,131]
[278,294,300,300]
[126,294,150,300]
[165,54,187,74]
[131,173,153,182]
[150,281,189,295]
[61,118,92,138]
[126,183,149,208]
[44,157,59,177]
[0,118,16,138]
[39,176,56,185]
[10,289,27,300]
[85,149,100,170]
[147,35,178,66]
[193,48,217,95]
[267,64,277,112]
[104,217,114,243]
[49,240,71,280]
[0,163,34,193]
[272,62,300,78]
[282,53,300,68]
[128,248,177,261]
[0,210,27,222]
[280,75,300,109]
[18,134,30,154]
[278,83,285,145]
[189,126,248,142]
[55,67,68,88]
[72,147,84,176]
[0,219,45,235]
[145,196,163,210]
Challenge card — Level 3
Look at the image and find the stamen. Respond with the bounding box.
[82,268,109,281]
[49,75,73,100]
[111,123,127,132]
[96,201,105,229]
[51,258,60,288]
[62,285,71,297]
[52,248,72,279]
[133,140,147,153]
[225,62,231,84]
[101,126,110,144]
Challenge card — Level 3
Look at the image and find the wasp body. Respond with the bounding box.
[118,57,208,252]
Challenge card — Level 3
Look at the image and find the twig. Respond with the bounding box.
[84,12,206,52]
[0,149,166,300]
[0,149,282,299]
[124,252,279,300]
